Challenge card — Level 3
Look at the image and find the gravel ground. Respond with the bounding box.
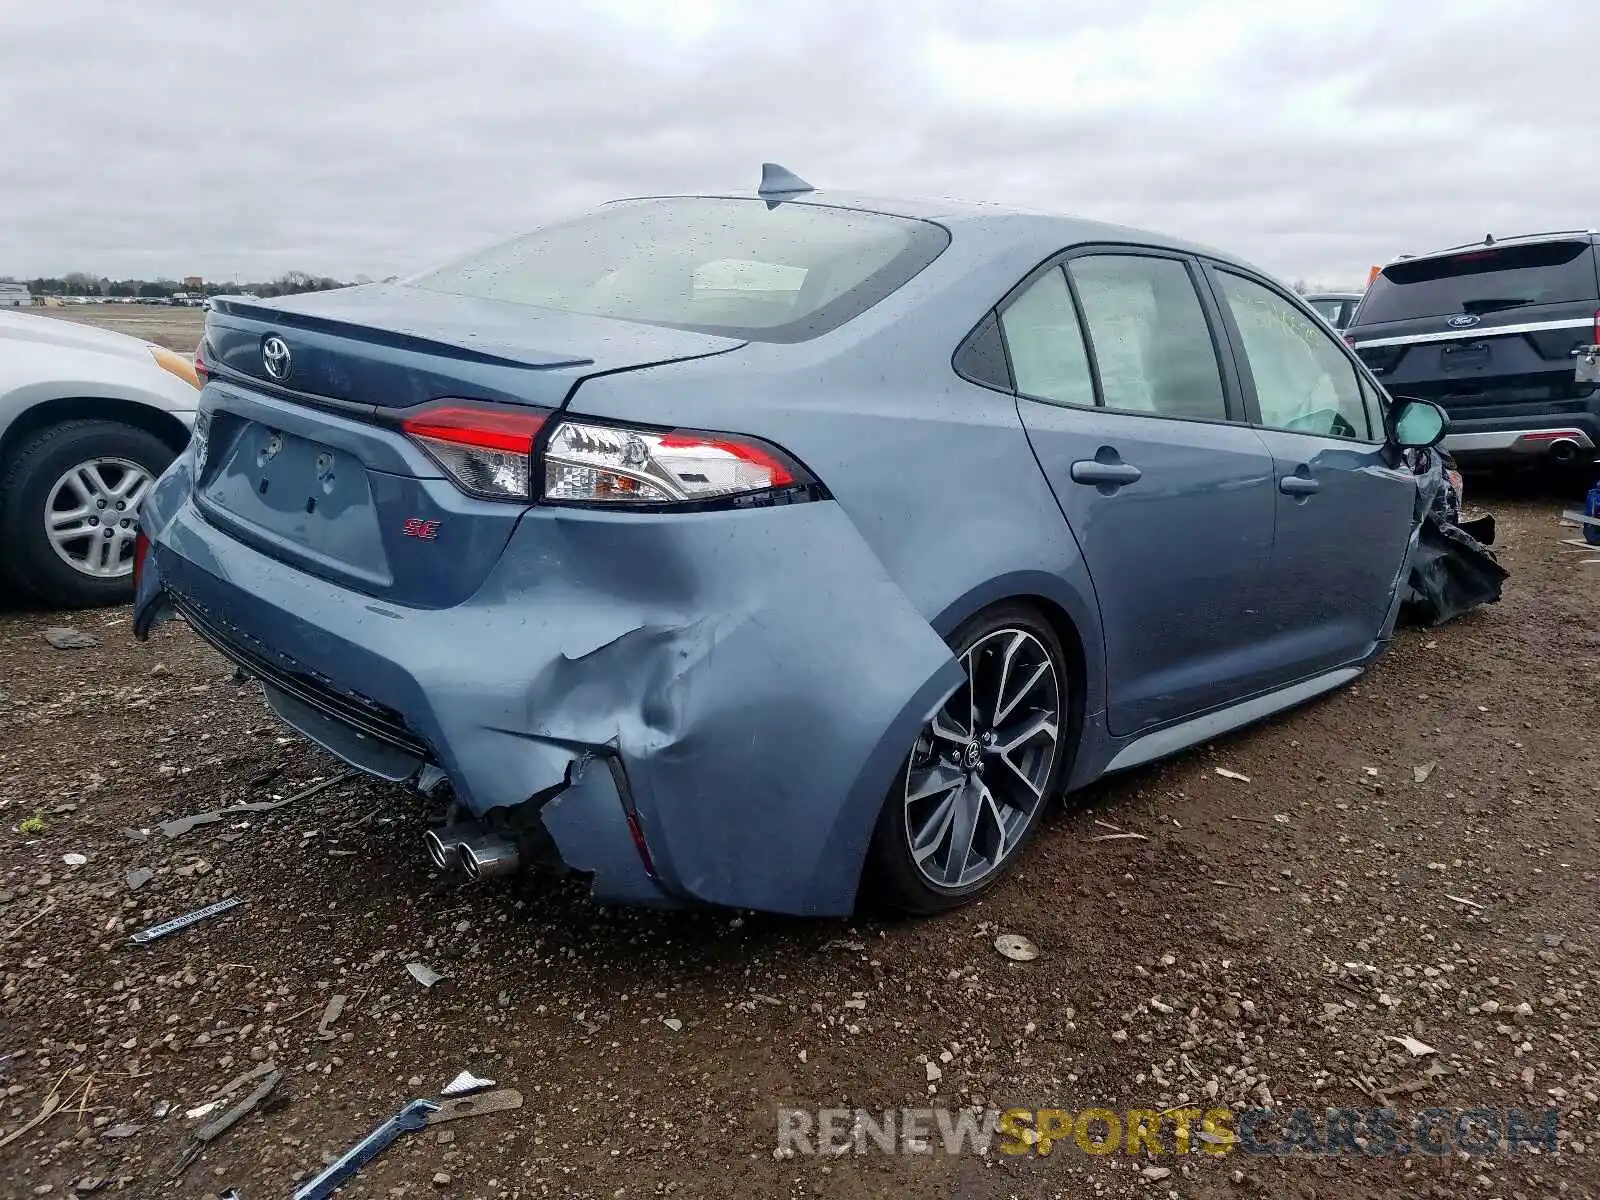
[1,494,1597,1200]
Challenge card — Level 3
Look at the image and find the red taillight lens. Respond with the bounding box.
[133,530,150,593]
[625,809,656,877]
[1343,334,1356,347]
[401,402,550,501]
[1592,307,1599,345]
[193,339,210,381]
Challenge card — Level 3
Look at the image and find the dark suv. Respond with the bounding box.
[1346,232,1600,465]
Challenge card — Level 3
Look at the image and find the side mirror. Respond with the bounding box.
[1390,397,1449,448]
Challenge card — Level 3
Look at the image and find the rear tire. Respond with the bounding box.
[865,604,1073,915]
[0,419,177,608]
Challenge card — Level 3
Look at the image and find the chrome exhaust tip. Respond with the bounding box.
[1548,438,1579,464]
[460,834,520,881]
[423,825,472,871]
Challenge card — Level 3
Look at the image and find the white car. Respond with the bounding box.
[0,310,197,607]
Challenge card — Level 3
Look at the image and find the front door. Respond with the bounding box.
[1205,266,1420,677]
[998,250,1281,736]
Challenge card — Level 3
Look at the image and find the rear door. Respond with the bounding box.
[1000,248,1280,736]
[1206,265,1418,676]
[1348,240,1600,425]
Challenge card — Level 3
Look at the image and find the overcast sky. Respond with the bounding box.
[3,0,1594,288]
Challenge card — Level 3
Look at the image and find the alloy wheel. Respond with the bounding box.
[901,627,1062,890]
[44,457,154,579]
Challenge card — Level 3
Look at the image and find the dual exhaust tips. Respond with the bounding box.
[424,823,521,882]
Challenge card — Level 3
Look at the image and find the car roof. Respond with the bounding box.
[622,188,1273,278]
[1305,292,1363,301]
[1388,229,1599,266]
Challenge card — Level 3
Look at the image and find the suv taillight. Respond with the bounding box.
[1593,308,1600,346]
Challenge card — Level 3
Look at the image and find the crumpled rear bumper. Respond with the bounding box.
[135,456,961,916]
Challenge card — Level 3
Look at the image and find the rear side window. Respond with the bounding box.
[405,198,950,343]
[1357,241,1600,325]
[1068,255,1229,421]
[997,267,1096,408]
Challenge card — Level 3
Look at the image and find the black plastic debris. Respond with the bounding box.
[1401,450,1508,627]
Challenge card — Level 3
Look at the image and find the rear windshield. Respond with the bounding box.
[1356,240,1598,325]
[404,198,950,343]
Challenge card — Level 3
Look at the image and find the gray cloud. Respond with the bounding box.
[2,0,1595,288]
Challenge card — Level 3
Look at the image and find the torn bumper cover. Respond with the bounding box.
[1399,450,1509,628]
[1402,517,1508,627]
[134,462,962,917]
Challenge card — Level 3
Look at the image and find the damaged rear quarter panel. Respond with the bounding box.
[482,503,966,915]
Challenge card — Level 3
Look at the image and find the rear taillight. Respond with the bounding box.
[1593,307,1599,346]
[542,419,814,506]
[193,339,210,382]
[402,401,820,509]
[1343,334,1356,347]
[401,402,551,501]
[133,530,150,594]
[625,810,656,877]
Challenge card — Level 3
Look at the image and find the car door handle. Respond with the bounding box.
[1279,475,1320,496]
[1070,461,1143,487]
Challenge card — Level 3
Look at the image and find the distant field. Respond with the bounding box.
[29,303,204,351]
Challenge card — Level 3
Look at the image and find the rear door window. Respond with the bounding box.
[1067,254,1230,421]
[1357,241,1600,325]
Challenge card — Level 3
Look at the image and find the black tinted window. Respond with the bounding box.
[1357,241,1599,325]
[406,198,950,343]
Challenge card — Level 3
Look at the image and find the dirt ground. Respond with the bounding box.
[3,474,1600,1198]
[31,304,205,352]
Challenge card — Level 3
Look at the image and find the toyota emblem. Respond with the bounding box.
[261,335,293,381]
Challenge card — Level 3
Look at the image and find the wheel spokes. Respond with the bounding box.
[909,783,961,866]
[49,506,94,534]
[939,787,981,886]
[973,778,1010,869]
[994,660,1050,727]
[119,473,152,509]
[905,759,964,807]
[991,710,1058,758]
[68,466,105,505]
[42,457,155,579]
[902,625,1066,891]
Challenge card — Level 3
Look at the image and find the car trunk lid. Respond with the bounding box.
[191,287,744,606]
[206,284,742,409]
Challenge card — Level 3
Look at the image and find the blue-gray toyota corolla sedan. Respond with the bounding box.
[133,166,1450,917]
